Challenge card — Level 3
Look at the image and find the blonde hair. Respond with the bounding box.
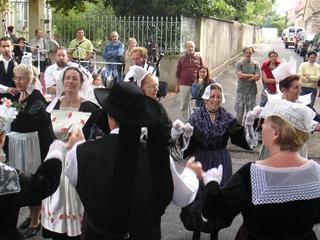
[141,74,154,88]
[130,47,147,60]
[268,116,310,152]
[128,38,137,48]
[13,64,34,83]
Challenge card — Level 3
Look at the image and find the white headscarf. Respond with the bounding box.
[201,83,225,103]
[124,65,152,87]
[46,65,92,113]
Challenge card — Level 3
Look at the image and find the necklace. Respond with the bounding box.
[208,109,218,113]
[207,108,217,122]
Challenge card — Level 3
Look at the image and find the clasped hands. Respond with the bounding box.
[186,157,223,185]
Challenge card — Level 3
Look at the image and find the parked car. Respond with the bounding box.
[296,32,316,56]
[282,28,288,41]
[283,26,303,48]
[305,32,320,62]
[294,31,309,52]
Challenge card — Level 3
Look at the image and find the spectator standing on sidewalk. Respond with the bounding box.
[7,26,18,44]
[234,46,260,124]
[176,41,203,122]
[29,28,49,73]
[67,27,93,67]
[102,31,125,84]
[298,51,320,108]
[260,50,280,107]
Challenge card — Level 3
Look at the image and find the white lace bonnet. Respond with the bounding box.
[271,57,296,83]
[46,65,92,113]
[259,98,317,132]
[123,65,150,87]
[202,83,225,103]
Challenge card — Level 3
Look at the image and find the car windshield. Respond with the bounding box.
[289,31,295,36]
[306,33,316,41]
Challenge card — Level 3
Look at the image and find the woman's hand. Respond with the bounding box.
[203,164,223,185]
[186,157,203,180]
[7,87,19,96]
[67,127,84,150]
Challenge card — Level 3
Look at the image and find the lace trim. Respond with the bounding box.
[0,162,20,196]
[251,162,320,205]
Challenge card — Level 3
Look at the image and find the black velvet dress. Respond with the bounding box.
[9,89,55,161]
[202,162,320,240]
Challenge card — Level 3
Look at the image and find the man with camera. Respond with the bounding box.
[68,27,93,68]
[29,28,49,73]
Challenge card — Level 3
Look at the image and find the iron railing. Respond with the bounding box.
[43,15,186,55]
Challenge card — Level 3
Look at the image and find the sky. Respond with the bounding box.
[274,0,297,15]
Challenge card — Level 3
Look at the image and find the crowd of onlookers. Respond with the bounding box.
[1,24,320,240]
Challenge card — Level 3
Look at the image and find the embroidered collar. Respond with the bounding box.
[251,161,320,205]
[0,162,20,196]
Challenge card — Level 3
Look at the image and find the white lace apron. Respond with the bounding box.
[41,109,91,236]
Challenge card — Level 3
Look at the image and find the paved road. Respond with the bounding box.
[160,37,320,240]
[21,38,320,239]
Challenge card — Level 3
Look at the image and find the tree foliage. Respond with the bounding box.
[263,11,286,36]
[0,0,11,13]
[47,0,275,26]
[52,1,114,48]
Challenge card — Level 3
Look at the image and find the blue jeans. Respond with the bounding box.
[301,87,317,107]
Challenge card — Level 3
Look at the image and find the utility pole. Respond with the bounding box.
[285,11,288,28]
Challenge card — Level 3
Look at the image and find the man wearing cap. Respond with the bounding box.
[64,82,173,239]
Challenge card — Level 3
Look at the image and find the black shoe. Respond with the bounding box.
[19,218,31,230]
[23,224,41,239]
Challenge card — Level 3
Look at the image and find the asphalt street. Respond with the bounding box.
[21,38,320,239]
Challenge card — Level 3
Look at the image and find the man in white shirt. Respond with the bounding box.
[45,47,78,97]
[0,37,18,99]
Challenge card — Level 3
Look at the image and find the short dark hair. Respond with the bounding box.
[268,50,278,57]
[76,27,85,32]
[243,46,255,53]
[35,28,42,34]
[62,67,85,85]
[54,46,67,54]
[7,26,14,32]
[279,75,300,91]
[307,51,317,58]
[17,37,26,44]
[0,37,12,44]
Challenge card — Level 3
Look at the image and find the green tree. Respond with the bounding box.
[0,0,10,12]
[263,11,286,36]
[52,1,114,48]
[47,0,275,24]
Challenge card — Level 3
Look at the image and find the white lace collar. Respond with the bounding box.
[0,162,20,196]
[251,161,320,205]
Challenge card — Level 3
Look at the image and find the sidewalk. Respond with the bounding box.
[161,38,320,160]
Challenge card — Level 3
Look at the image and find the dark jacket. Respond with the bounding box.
[0,59,16,100]
[0,159,62,240]
[10,90,54,161]
[76,135,156,239]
